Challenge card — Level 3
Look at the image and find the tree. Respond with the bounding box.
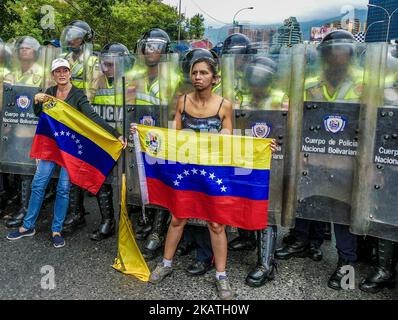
[0,0,183,50]
[0,1,22,41]
[188,13,205,40]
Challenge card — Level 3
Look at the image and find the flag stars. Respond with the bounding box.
[75,139,80,144]
[173,180,180,187]
[209,173,215,180]
[177,174,183,180]
[54,131,59,137]
[78,145,83,149]
[216,179,223,185]
[60,131,65,136]
[66,131,71,137]
[71,135,76,140]
[183,170,190,176]
[78,151,83,155]
[191,168,198,175]
[221,186,227,192]
[200,169,207,176]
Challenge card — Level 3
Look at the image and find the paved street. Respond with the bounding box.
[0,197,397,300]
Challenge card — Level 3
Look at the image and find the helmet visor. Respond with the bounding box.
[60,26,87,48]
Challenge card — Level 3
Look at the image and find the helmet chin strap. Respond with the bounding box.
[69,46,82,54]
[145,60,159,68]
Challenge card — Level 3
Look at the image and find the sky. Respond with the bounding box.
[162,0,369,26]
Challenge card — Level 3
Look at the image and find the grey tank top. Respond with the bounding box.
[181,94,223,133]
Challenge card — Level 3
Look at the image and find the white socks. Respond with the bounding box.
[216,271,227,280]
[162,258,173,268]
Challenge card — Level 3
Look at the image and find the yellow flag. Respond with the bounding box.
[112,174,150,282]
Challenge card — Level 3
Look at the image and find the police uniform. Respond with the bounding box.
[359,69,398,293]
[4,61,44,228]
[276,30,363,290]
[128,28,175,260]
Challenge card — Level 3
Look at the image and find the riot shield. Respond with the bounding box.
[0,41,6,143]
[43,45,61,88]
[125,53,178,206]
[285,39,365,225]
[60,27,97,99]
[0,39,46,175]
[222,50,292,226]
[91,49,135,202]
[351,42,398,242]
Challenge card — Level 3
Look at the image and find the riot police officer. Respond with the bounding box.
[221,33,259,251]
[277,30,361,290]
[60,20,97,96]
[88,42,133,241]
[60,20,98,232]
[5,36,44,228]
[237,56,287,287]
[127,28,173,259]
[359,45,398,293]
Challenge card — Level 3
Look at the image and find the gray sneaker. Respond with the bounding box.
[216,276,235,300]
[149,263,173,284]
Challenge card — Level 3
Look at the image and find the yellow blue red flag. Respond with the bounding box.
[30,97,122,194]
[134,125,272,230]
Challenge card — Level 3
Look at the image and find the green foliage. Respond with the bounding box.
[188,13,205,40]
[0,0,186,50]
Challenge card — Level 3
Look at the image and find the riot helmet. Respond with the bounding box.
[60,20,94,53]
[318,30,355,63]
[100,42,134,78]
[136,28,170,54]
[244,56,277,88]
[14,36,41,61]
[181,48,219,81]
[136,28,171,67]
[221,33,256,55]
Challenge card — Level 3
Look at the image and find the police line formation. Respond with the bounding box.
[0,20,397,297]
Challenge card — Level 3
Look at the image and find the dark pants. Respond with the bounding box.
[183,225,213,263]
[293,218,325,247]
[293,218,357,262]
[0,173,4,194]
[334,223,357,262]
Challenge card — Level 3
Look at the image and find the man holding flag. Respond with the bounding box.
[6,58,125,248]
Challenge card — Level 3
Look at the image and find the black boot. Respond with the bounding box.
[357,236,378,264]
[228,228,256,251]
[359,239,397,293]
[6,176,31,228]
[275,239,309,260]
[63,185,87,233]
[135,208,154,240]
[328,258,355,290]
[246,226,278,287]
[142,209,169,260]
[91,184,115,241]
[282,229,296,245]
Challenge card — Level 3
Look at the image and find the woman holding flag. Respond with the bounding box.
[144,55,237,299]
[6,58,126,248]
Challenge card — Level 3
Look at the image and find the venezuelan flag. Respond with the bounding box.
[30,97,122,194]
[134,125,272,230]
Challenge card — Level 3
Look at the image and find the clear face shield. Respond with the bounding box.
[244,64,274,97]
[319,39,355,68]
[60,26,86,52]
[100,55,117,78]
[16,38,40,62]
[137,38,167,66]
